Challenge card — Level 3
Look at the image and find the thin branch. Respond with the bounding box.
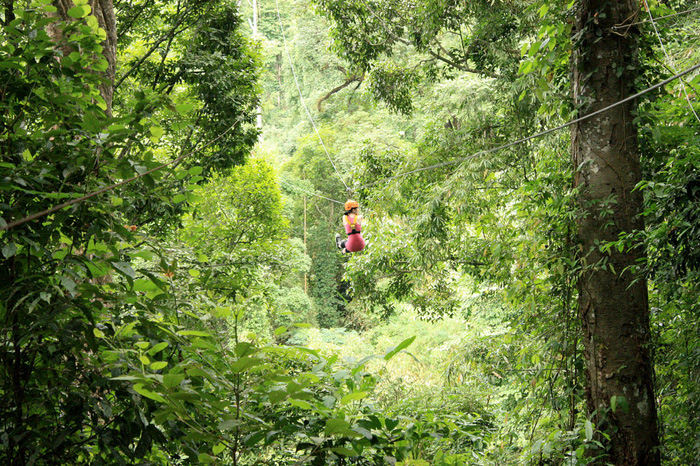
[358,0,500,79]
[114,5,195,89]
[317,73,365,111]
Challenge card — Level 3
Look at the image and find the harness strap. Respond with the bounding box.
[344,214,358,230]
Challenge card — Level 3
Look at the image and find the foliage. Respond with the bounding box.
[0,5,156,462]
[0,1,263,463]
[176,3,261,174]
[3,0,700,463]
[176,159,313,337]
[313,0,534,114]
[114,0,261,231]
[636,12,700,460]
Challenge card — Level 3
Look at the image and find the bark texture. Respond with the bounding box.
[571,0,660,464]
[51,0,117,114]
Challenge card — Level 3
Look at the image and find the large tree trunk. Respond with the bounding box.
[51,0,117,114]
[571,0,660,464]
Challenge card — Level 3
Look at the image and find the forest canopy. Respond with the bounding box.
[1,0,700,464]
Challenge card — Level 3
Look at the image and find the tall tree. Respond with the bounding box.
[570,0,659,463]
[1,0,261,462]
[313,0,665,460]
[50,0,117,113]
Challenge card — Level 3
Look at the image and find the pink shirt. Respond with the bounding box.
[343,214,366,252]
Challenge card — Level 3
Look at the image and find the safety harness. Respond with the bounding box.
[344,214,361,235]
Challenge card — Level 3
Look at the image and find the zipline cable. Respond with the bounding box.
[642,0,700,124]
[274,0,350,193]
[355,61,700,190]
[612,5,700,30]
[4,32,698,231]
[280,180,344,205]
[1,117,244,231]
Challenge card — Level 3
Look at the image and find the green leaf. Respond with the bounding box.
[519,60,533,75]
[162,373,185,388]
[94,59,108,72]
[133,383,165,402]
[176,103,195,114]
[243,430,267,446]
[111,375,141,381]
[528,41,541,58]
[148,342,169,355]
[385,418,400,431]
[111,196,123,206]
[584,420,593,441]
[325,418,363,437]
[268,390,287,404]
[188,269,200,277]
[384,335,416,361]
[133,278,161,293]
[2,243,17,258]
[520,42,529,57]
[115,321,137,339]
[212,443,226,455]
[93,328,105,338]
[230,356,263,374]
[149,126,164,143]
[289,399,313,410]
[218,419,237,431]
[85,14,98,28]
[67,5,89,18]
[341,391,368,405]
[274,326,287,336]
[150,361,168,370]
[353,426,373,439]
[177,330,211,337]
[173,193,187,204]
[107,123,127,133]
[610,395,629,413]
[189,166,203,176]
[197,453,216,463]
[324,418,350,435]
[59,276,77,295]
[111,261,136,279]
[233,341,257,358]
[332,447,357,456]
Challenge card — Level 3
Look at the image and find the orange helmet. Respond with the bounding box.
[344,200,359,211]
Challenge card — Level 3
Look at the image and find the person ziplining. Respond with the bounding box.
[5,37,699,233]
[335,199,366,254]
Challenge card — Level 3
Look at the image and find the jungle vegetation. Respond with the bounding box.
[1,0,699,464]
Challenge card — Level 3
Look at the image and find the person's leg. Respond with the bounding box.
[335,233,343,250]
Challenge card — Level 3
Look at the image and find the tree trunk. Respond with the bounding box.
[51,0,117,114]
[571,0,660,464]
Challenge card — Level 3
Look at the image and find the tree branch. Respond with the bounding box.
[114,5,194,89]
[432,41,500,79]
[360,0,500,79]
[317,73,365,112]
